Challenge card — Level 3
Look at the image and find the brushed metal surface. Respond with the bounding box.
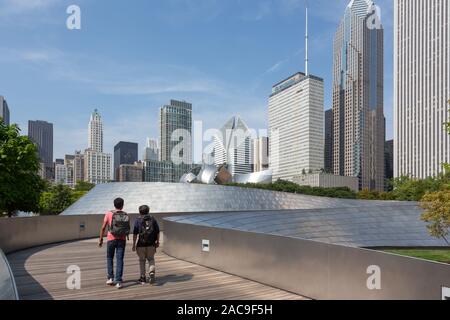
[163,219,450,300]
[61,182,413,217]
[0,249,18,300]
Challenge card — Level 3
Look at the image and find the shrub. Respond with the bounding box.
[226,180,357,199]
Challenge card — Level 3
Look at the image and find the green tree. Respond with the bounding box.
[75,180,95,192]
[226,179,357,199]
[71,190,88,202]
[357,189,379,200]
[0,121,46,217]
[420,189,450,245]
[391,175,446,201]
[39,184,74,215]
[419,101,450,244]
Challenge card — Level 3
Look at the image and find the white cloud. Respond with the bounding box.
[98,80,224,97]
[20,49,62,62]
[0,0,58,14]
[266,60,285,73]
[240,1,272,21]
[0,47,227,98]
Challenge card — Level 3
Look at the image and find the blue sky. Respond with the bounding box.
[0,0,394,162]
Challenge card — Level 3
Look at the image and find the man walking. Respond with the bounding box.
[132,205,160,285]
[99,198,130,289]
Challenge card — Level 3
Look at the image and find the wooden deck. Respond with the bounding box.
[7,238,307,300]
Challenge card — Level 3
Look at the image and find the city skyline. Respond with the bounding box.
[0,0,395,163]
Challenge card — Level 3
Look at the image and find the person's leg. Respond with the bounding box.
[106,240,116,281]
[147,246,156,275]
[147,246,156,283]
[115,240,126,283]
[136,247,147,279]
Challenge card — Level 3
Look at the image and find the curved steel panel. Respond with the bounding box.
[233,170,273,184]
[197,165,217,184]
[0,249,19,300]
[180,172,197,183]
[165,204,449,248]
[61,182,407,216]
[163,219,450,300]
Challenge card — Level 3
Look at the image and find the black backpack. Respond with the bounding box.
[139,215,157,245]
[110,210,130,237]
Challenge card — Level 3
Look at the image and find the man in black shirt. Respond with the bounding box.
[132,205,160,285]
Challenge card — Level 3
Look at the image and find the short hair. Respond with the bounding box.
[114,198,124,210]
[139,205,150,215]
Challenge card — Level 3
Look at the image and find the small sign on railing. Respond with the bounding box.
[79,222,85,232]
[202,240,210,252]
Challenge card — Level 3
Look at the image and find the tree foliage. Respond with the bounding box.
[39,184,88,215]
[357,189,396,200]
[392,175,448,201]
[419,103,450,243]
[420,189,450,245]
[0,121,46,217]
[227,179,357,199]
[74,181,95,192]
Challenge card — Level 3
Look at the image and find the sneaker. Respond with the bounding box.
[139,276,146,285]
[106,279,114,286]
[149,273,156,285]
[116,282,123,289]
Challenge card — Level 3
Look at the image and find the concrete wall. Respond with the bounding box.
[0,212,215,254]
[163,219,450,300]
[0,215,107,254]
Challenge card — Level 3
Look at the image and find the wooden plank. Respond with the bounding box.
[8,238,307,301]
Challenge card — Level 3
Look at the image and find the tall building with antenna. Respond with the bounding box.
[268,3,324,181]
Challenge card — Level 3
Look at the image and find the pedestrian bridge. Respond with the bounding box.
[1,200,450,300]
[6,237,304,300]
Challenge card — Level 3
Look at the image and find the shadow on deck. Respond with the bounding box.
[7,239,306,300]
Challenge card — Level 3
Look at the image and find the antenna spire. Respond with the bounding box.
[305,0,309,76]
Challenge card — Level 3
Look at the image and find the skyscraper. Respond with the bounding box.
[268,5,325,182]
[394,0,450,179]
[118,162,143,182]
[385,139,394,183]
[324,109,333,173]
[88,109,103,153]
[332,0,385,191]
[253,137,269,172]
[54,164,68,185]
[212,116,253,176]
[159,100,192,164]
[143,138,159,161]
[64,154,76,188]
[0,96,10,126]
[269,73,325,181]
[84,150,112,184]
[114,141,138,180]
[84,110,111,184]
[73,151,85,184]
[28,120,54,168]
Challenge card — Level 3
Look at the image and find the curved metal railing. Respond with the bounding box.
[0,248,19,300]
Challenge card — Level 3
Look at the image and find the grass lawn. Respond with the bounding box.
[383,249,450,264]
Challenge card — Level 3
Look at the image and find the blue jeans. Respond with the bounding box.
[106,240,126,283]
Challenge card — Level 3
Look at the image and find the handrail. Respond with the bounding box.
[0,248,19,300]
